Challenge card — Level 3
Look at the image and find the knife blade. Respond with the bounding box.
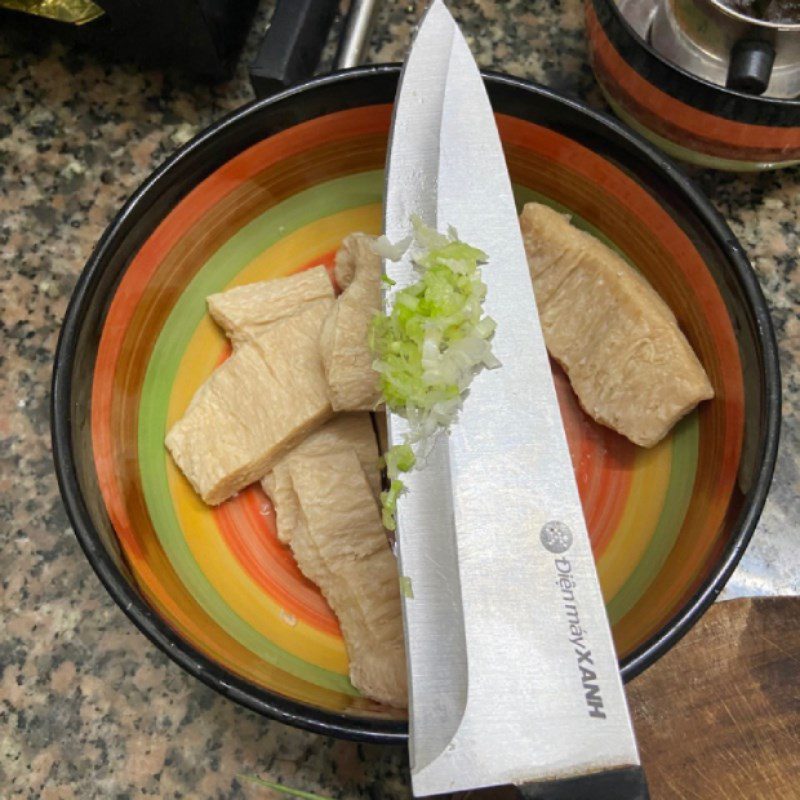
[383,2,648,798]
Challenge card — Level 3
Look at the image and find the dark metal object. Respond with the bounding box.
[335,0,380,68]
[727,38,777,92]
[249,0,381,98]
[604,0,800,123]
[249,0,339,99]
[645,0,800,97]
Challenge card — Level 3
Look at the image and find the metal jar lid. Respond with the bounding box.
[619,0,800,98]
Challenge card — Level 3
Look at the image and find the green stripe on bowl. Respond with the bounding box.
[602,92,800,172]
[606,413,700,624]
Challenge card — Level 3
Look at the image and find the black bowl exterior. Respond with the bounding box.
[52,65,781,743]
[587,0,800,168]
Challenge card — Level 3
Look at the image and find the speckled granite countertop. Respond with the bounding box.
[1,1,797,797]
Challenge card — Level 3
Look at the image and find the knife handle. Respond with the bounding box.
[516,766,649,800]
[248,0,339,99]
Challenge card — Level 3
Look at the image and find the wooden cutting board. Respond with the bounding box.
[247,598,800,800]
[446,597,799,800]
[629,596,800,799]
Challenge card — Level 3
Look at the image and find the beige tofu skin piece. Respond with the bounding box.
[319,234,383,411]
[280,449,407,708]
[261,413,381,544]
[207,266,334,348]
[332,233,373,291]
[165,301,333,505]
[520,203,714,448]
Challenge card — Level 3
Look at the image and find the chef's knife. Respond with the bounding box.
[383,2,649,798]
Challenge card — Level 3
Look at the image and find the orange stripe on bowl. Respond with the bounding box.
[216,487,342,637]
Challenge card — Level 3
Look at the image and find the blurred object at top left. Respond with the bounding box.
[0,0,261,79]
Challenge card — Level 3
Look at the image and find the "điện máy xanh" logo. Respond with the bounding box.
[541,520,607,720]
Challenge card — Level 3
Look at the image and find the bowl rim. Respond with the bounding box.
[51,63,781,744]
[593,0,800,111]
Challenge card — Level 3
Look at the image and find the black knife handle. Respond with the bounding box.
[249,0,339,98]
[517,765,649,800]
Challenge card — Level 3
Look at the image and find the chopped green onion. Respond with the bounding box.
[371,218,498,529]
[238,775,333,800]
[384,443,416,478]
[399,575,414,598]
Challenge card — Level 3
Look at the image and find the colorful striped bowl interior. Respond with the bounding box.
[80,93,754,730]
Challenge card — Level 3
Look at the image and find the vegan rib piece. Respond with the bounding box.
[261,413,382,544]
[519,202,714,448]
[320,233,384,411]
[207,265,334,348]
[165,300,334,504]
[279,449,407,708]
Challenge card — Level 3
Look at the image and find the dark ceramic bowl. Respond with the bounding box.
[52,66,780,743]
[587,0,800,170]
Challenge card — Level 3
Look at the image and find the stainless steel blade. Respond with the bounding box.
[384,2,643,797]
